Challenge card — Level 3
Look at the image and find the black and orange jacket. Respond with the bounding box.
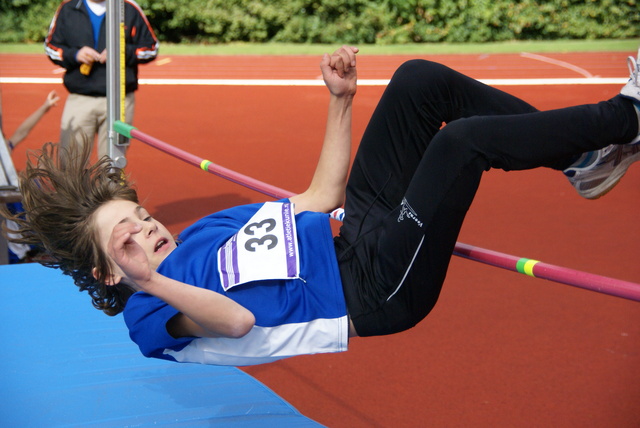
[44,0,159,96]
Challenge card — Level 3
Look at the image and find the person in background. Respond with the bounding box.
[1,89,60,263]
[44,0,158,159]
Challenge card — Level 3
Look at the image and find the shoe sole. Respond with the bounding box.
[583,177,622,200]
[579,148,640,199]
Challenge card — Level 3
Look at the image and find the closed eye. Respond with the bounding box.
[135,206,152,222]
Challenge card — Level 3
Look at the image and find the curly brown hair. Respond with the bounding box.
[1,142,139,315]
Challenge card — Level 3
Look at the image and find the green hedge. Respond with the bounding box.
[0,0,60,43]
[1,0,638,44]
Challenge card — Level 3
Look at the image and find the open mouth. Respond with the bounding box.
[154,238,168,253]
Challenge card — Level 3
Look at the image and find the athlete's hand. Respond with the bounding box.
[107,222,153,289]
[321,45,359,98]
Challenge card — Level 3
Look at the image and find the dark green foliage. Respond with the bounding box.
[0,0,61,43]
[1,0,638,44]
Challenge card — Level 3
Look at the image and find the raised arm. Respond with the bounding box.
[7,91,59,149]
[290,45,359,213]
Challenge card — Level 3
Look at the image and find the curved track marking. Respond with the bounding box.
[520,52,595,77]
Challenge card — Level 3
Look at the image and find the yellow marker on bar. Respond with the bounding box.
[516,258,540,277]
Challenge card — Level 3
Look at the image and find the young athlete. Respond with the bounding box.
[4,46,639,366]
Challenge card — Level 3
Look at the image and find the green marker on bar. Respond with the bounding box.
[114,120,136,139]
[516,258,540,277]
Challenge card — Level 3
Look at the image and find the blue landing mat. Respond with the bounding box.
[0,263,323,427]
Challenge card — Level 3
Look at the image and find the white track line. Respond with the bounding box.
[520,52,594,78]
[0,77,627,86]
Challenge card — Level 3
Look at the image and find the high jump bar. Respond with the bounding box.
[114,121,640,302]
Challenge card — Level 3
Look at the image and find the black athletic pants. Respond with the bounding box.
[335,60,638,336]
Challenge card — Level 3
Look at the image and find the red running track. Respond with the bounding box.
[1,50,639,427]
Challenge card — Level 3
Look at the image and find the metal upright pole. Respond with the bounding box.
[106,0,128,168]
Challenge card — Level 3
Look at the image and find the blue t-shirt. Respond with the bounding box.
[123,202,349,366]
[84,0,105,49]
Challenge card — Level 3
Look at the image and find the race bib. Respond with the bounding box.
[217,202,300,291]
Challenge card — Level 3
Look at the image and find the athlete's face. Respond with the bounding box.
[93,199,177,285]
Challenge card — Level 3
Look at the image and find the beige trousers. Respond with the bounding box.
[60,93,135,159]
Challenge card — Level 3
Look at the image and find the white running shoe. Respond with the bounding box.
[564,143,640,199]
[621,47,640,102]
[621,47,640,145]
[564,47,640,199]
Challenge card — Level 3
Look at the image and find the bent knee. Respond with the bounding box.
[391,59,454,87]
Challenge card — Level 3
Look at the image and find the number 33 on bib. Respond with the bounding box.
[218,202,301,291]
